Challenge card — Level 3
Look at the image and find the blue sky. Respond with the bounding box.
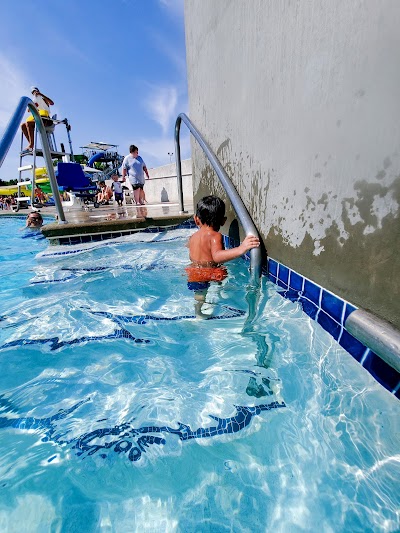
[0,0,190,180]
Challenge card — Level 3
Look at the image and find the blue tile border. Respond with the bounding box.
[220,250,399,398]
[53,218,197,246]
[266,256,400,396]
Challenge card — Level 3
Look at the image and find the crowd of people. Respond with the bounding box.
[0,195,16,210]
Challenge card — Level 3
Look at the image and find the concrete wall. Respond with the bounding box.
[147,159,193,205]
[184,0,400,328]
[105,159,193,206]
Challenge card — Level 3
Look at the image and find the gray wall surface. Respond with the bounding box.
[105,159,193,206]
[184,0,400,328]
[147,159,193,205]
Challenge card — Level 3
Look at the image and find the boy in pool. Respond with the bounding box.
[186,195,260,318]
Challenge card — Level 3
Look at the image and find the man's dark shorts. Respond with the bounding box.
[132,184,144,190]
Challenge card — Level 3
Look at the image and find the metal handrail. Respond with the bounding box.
[174,113,262,283]
[0,96,66,223]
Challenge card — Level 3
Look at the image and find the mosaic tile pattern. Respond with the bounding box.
[0,306,246,352]
[0,396,285,463]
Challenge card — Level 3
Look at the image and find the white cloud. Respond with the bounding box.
[145,85,178,135]
[159,0,184,18]
[0,54,29,129]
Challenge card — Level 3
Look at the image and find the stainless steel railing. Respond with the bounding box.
[173,114,400,374]
[174,113,262,283]
[0,96,67,223]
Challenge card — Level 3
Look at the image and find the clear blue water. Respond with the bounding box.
[0,217,399,532]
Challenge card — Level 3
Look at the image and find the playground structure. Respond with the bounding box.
[81,142,123,181]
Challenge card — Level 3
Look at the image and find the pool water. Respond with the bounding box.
[0,217,399,532]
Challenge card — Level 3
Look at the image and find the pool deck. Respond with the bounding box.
[0,201,194,244]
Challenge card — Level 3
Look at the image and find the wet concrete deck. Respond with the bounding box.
[1,201,194,244]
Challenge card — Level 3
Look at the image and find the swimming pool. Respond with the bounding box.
[0,216,399,532]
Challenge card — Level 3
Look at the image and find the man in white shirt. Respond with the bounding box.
[121,145,150,205]
[21,87,54,152]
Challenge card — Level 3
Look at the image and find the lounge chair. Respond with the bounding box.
[57,162,100,208]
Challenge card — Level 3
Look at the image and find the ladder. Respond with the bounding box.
[15,117,74,212]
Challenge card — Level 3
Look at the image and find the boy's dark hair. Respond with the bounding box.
[196,195,226,230]
[129,144,138,153]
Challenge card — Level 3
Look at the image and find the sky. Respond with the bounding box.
[0,0,190,180]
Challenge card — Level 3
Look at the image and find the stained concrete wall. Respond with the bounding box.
[184,0,400,328]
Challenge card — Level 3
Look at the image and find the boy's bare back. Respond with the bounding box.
[188,226,224,266]
[187,195,260,267]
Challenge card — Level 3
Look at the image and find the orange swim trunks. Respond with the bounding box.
[185,265,227,283]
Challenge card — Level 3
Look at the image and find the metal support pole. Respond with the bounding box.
[174,116,186,214]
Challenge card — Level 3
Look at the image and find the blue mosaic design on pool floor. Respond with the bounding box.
[0,306,246,353]
[0,397,285,463]
[31,263,175,284]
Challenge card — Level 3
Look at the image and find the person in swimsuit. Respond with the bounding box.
[186,195,260,318]
[21,87,54,152]
[96,181,113,204]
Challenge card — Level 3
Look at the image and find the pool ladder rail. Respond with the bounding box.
[174,113,262,285]
[173,112,400,384]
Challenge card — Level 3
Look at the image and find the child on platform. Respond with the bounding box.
[111,173,125,206]
[186,195,260,318]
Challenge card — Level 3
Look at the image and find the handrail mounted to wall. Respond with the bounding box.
[0,96,66,223]
[174,113,262,284]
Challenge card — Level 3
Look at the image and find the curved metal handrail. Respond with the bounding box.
[0,96,66,223]
[174,113,262,283]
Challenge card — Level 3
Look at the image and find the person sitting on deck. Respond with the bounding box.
[96,181,113,204]
[34,186,46,204]
[186,195,260,318]
[21,87,54,152]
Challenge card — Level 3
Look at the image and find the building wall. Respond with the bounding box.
[184,0,400,328]
[105,159,193,206]
[147,159,193,205]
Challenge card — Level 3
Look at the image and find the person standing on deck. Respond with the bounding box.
[121,145,150,205]
[21,87,54,152]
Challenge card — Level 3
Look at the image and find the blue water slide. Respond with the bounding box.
[88,151,106,167]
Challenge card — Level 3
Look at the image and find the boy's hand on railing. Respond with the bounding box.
[240,235,260,253]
